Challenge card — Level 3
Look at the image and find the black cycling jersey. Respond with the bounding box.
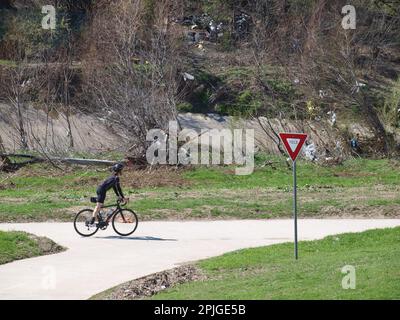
[97,175,124,198]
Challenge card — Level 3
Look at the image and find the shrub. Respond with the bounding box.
[177,102,194,113]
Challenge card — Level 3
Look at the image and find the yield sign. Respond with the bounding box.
[279,133,308,161]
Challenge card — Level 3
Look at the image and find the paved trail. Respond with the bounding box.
[0,219,399,300]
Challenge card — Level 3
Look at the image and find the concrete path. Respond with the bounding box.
[0,219,399,300]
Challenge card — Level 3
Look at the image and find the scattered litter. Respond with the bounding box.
[182,72,195,81]
[179,14,213,29]
[351,80,367,94]
[177,14,224,43]
[178,146,192,165]
[350,135,360,150]
[304,142,318,162]
[233,12,251,39]
[327,111,337,127]
[21,79,31,88]
[207,21,223,42]
[197,42,205,51]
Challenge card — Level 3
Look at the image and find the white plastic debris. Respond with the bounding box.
[182,72,195,81]
[327,111,337,126]
[356,81,366,87]
[21,79,31,88]
[304,143,317,161]
[351,81,367,93]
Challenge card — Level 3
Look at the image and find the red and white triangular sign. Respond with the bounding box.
[279,133,308,161]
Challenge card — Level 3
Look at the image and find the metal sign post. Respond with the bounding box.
[293,160,298,260]
[279,133,308,260]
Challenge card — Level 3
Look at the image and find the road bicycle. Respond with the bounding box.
[73,199,138,237]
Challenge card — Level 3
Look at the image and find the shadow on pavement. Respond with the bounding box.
[96,235,178,241]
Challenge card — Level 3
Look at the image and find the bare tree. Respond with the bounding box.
[243,0,305,161]
[59,46,76,150]
[81,0,183,158]
[296,0,400,155]
[0,133,9,170]
[244,0,399,156]
[0,64,35,150]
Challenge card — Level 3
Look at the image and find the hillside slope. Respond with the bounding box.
[0,0,399,156]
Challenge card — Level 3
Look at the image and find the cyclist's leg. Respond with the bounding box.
[92,192,106,221]
[92,203,103,218]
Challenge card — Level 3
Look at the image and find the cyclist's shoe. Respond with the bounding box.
[86,217,96,227]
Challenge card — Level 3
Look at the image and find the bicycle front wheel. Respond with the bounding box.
[74,209,99,237]
[112,209,138,236]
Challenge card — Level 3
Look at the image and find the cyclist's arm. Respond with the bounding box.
[113,178,125,199]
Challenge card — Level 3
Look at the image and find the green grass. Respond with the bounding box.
[0,164,110,221]
[0,231,65,265]
[1,158,400,222]
[0,59,16,67]
[152,227,400,300]
[183,158,400,189]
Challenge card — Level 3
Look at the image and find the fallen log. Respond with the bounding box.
[51,157,119,166]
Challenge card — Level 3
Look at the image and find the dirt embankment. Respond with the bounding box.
[0,103,128,153]
[0,231,66,265]
[0,101,383,157]
[29,233,66,256]
[91,265,204,300]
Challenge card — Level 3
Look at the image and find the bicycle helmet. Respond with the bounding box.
[112,163,124,173]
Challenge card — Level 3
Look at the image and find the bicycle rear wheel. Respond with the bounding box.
[112,209,138,236]
[74,209,99,237]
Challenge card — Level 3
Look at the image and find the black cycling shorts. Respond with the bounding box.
[96,190,106,204]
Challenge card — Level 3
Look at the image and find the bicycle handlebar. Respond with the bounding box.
[117,199,129,206]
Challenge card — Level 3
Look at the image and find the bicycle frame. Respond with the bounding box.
[99,202,127,223]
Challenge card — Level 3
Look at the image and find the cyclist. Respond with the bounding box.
[89,163,128,225]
